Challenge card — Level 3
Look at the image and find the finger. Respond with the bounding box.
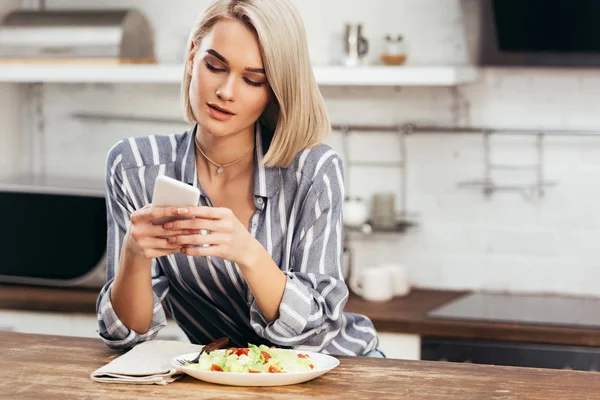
[148,206,191,222]
[164,218,222,232]
[146,225,195,237]
[138,237,182,250]
[143,248,181,259]
[180,244,220,257]
[168,232,226,246]
[131,224,194,242]
[185,206,231,220]
[131,206,188,223]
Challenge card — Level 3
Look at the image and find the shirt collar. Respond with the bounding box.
[181,123,281,200]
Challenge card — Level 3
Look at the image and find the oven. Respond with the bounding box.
[422,336,600,372]
[0,190,107,289]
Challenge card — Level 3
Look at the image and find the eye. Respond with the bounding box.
[244,77,265,87]
[205,62,225,72]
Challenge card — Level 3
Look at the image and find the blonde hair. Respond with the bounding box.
[181,0,330,167]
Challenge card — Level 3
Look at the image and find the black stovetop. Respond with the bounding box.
[426,292,600,329]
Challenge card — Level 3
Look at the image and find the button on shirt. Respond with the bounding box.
[97,123,379,356]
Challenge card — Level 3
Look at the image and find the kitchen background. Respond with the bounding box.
[3,0,600,296]
[3,0,600,368]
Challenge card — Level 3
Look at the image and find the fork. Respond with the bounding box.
[175,337,229,366]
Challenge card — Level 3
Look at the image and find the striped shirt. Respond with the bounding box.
[96,123,379,356]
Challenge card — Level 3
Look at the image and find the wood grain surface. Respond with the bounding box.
[1,331,598,400]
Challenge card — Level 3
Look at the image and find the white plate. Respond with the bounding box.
[171,350,340,387]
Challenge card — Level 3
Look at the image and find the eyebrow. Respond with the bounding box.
[207,49,266,74]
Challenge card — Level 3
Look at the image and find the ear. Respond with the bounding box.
[187,41,197,75]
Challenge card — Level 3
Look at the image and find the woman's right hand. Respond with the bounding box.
[124,205,193,259]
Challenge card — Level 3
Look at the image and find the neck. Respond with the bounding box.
[195,124,256,179]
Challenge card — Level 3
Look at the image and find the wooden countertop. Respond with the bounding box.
[345,290,600,347]
[1,331,597,400]
[0,284,98,314]
[3,284,600,347]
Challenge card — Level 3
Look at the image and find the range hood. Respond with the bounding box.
[0,9,155,63]
[461,0,600,68]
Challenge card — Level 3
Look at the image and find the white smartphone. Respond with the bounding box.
[151,175,201,225]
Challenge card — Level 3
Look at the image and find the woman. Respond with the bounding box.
[97,0,381,357]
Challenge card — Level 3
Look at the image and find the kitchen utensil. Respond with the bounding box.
[175,336,229,366]
[349,266,394,302]
[171,350,340,386]
[381,263,410,296]
[343,23,368,67]
[0,9,156,63]
[343,196,369,227]
[381,34,407,65]
[371,192,396,230]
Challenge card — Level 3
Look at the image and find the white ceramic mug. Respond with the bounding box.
[350,266,394,302]
[343,197,369,228]
[349,263,410,301]
[381,263,410,297]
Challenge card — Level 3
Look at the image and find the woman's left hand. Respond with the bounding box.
[163,206,258,267]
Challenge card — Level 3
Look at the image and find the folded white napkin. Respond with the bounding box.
[90,340,203,385]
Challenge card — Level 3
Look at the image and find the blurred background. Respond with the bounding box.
[3,0,600,372]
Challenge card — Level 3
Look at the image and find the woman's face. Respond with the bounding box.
[188,18,272,138]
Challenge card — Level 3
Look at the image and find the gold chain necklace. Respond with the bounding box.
[195,137,254,174]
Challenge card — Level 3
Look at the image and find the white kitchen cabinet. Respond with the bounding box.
[0,310,421,360]
[0,310,189,342]
[1,310,421,359]
[377,332,421,360]
[0,309,71,336]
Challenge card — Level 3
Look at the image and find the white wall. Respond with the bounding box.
[16,0,600,297]
[0,1,22,178]
[0,84,22,178]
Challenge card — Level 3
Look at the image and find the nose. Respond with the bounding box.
[216,75,235,102]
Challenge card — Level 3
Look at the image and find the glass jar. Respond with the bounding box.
[381,34,407,65]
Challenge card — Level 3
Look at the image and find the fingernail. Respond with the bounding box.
[178,208,188,214]
[164,222,173,229]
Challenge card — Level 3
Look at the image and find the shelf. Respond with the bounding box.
[0,64,184,84]
[0,175,105,197]
[343,218,418,240]
[0,64,478,86]
[313,65,478,86]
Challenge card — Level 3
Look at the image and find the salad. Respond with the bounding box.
[186,344,317,373]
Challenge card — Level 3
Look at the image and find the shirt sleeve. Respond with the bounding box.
[96,141,170,350]
[250,157,348,350]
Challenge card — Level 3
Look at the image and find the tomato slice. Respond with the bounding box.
[235,348,250,357]
[268,365,282,373]
[226,347,238,355]
[309,364,314,369]
[248,369,262,373]
[297,353,309,359]
[261,350,272,363]
[210,364,223,372]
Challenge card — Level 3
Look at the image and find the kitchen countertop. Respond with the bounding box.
[3,284,600,347]
[0,284,99,314]
[345,290,600,347]
[1,331,597,400]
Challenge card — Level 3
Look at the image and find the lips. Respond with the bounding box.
[208,103,234,115]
